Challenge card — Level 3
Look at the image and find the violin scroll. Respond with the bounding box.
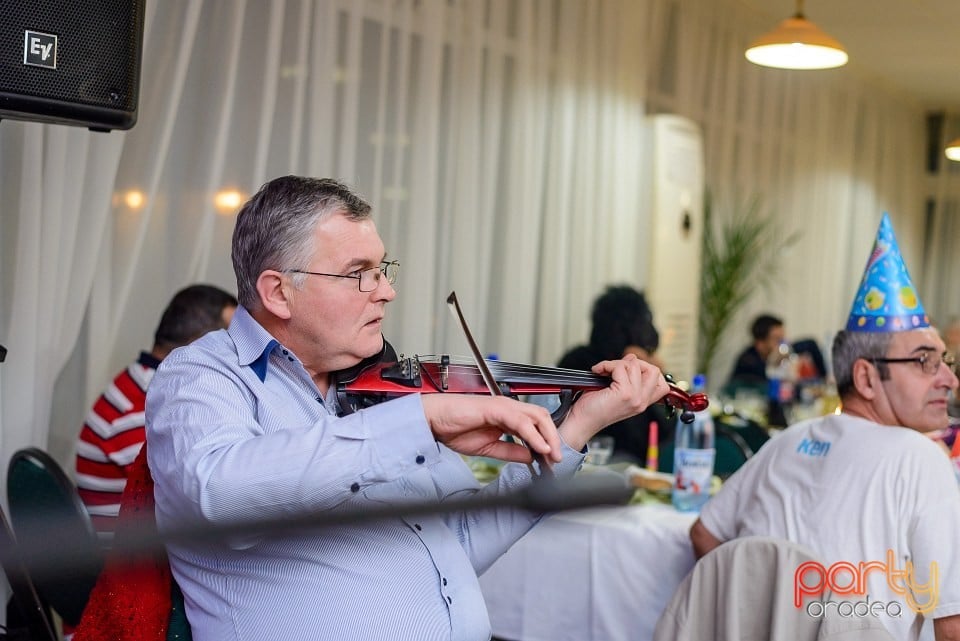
[661,386,709,424]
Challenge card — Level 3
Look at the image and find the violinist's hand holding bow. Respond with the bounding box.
[559,354,669,451]
[421,395,563,465]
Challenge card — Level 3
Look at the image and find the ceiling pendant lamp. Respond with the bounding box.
[946,138,960,162]
[745,0,848,70]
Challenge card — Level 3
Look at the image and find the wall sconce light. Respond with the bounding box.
[214,189,245,214]
[124,190,145,209]
[113,189,146,210]
[745,0,847,70]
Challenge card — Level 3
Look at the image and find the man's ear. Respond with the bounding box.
[256,270,293,320]
[851,358,879,400]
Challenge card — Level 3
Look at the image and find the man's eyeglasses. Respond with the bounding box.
[870,350,956,376]
[286,260,400,292]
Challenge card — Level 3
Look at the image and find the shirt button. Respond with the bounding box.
[446,596,452,604]
[414,523,422,531]
[350,482,360,493]
[416,454,425,464]
[442,577,448,586]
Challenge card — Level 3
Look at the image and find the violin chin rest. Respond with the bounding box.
[548,389,578,427]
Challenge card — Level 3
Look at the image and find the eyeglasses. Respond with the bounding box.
[870,350,956,376]
[286,260,399,292]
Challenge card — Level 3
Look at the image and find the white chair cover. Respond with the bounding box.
[654,536,897,641]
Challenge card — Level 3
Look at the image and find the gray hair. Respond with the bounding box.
[831,330,894,397]
[231,176,372,309]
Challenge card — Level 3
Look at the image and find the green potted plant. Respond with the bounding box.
[697,192,800,382]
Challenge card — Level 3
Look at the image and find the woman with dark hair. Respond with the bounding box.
[558,285,670,464]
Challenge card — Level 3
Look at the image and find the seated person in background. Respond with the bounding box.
[725,313,785,392]
[76,284,238,546]
[790,337,828,381]
[146,176,669,641]
[928,422,960,463]
[690,215,960,641]
[72,444,189,641]
[558,285,670,464]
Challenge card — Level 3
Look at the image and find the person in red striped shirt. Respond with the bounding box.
[75,284,237,546]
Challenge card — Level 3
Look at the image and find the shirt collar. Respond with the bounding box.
[137,351,162,370]
[229,305,282,382]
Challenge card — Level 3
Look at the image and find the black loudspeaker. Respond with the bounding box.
[0,0,145,132]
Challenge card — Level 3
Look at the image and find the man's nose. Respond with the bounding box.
[377,276,397,301]
[938,361,960,390]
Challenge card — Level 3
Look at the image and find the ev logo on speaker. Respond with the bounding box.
[23,30,58,69]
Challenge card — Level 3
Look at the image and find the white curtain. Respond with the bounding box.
[0,124,124,479]
[1,0,955,479]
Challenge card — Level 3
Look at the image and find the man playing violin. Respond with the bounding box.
[146,175,669,641]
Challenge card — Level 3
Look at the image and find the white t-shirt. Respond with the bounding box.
[699,412,960,641]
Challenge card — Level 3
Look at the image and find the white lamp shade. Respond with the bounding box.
[746,16,848,70]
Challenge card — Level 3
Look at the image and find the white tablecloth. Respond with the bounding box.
[480,503,698,641]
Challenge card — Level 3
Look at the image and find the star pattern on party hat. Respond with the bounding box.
[845,212,929,332]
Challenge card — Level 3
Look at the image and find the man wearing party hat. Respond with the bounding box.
[681,214,960,641]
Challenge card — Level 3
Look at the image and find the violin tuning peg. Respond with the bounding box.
[680,410,695,424]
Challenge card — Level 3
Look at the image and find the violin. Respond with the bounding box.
[335,346,709,425]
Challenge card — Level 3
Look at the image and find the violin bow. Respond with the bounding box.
[445,292,554,480]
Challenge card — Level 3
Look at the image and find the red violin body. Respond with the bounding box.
[336,352,708,424]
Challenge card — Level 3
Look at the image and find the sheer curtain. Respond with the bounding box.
[0,124,125,480]
[0,0,948,479]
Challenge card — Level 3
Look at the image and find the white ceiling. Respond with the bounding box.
[734,0,960,112]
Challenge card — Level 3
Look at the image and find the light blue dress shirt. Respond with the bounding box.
[146,305,583,641]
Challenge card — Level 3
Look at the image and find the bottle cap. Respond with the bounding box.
[692,374,707,392]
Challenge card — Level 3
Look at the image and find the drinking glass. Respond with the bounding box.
[585,435,614,465]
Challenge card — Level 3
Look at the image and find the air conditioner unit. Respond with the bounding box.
[644,114,704,383]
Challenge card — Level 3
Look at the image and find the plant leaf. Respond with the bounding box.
[697,192,801,377]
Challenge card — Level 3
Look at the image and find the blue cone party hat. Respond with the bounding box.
[845,212,929,332]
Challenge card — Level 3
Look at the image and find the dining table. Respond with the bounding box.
[479,500,698,641]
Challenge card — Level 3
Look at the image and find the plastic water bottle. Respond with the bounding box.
[766,341,797,427]
[672,374,715,512]
[766,341,797,404]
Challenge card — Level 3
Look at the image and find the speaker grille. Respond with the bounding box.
[0,0,144,119]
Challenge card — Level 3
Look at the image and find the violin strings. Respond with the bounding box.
[413,356,606,386]
[403,355,705,411]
